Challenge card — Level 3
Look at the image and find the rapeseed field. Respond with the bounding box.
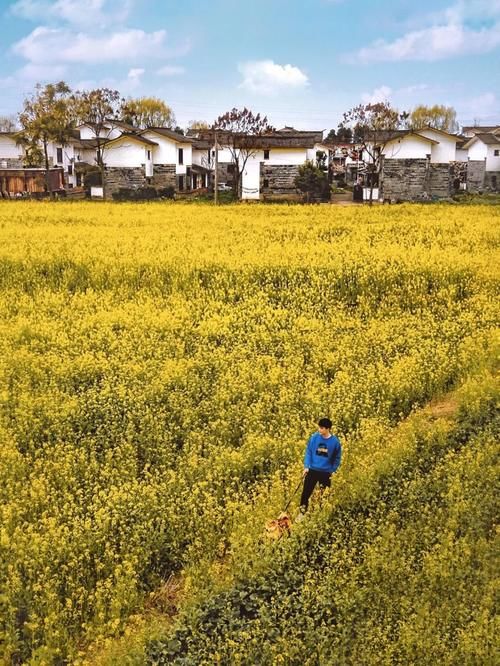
[0,201,498,664]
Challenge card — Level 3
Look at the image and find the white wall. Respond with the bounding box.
[142,132,192,174]
[241,158,261,200]
[192,148,212,167]
[486,145,500,171]
[0,135,22,159]
[79,124,121,140]
[382,136,433,159]
[417,129,457,162]
[104,140,148,167]
[241,147,312,199]
[261,147,308,164]
[467,141,487,161]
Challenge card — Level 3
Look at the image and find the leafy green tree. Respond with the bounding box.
[410,104,459,133]
[18,81,74,195]
[120,96,176,129]
[295,160,330,202]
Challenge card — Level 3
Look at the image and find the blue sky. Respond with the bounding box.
[1,0,499,130]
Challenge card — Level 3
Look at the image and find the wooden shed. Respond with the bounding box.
[0,168,64,197]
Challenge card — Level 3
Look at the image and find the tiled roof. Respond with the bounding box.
[142,127,195,143]
[475,133,500,145]
[106,133,158,147]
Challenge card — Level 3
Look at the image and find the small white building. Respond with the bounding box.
[376,131,438,161]
[0,132,24,165]
[239,128,325,200]
[462,133,500,172]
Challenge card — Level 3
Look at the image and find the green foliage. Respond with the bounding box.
[295,160,330,202]
[111,186,175,201]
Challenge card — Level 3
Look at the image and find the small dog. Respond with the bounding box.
[264,512,293,540]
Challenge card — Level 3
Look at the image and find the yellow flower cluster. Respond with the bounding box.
[0,201,498,663]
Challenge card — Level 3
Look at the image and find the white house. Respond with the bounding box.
[239,128,325,200]
[102,133,157,170]
[462,133,500,172]
[416,127,462,163]
[0,132,24,166]
[140,128,195,190]
[375,131,438,161]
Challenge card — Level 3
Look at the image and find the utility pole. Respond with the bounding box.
[214,129,219,205]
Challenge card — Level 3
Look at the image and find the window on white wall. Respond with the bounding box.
[56,147,63,163]
[264,149,270,160]
[494,149,500,156]
[178,148,184,164]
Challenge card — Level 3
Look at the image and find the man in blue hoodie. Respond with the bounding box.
[299,417,342,512]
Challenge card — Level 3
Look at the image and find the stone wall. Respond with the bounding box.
[483,170,500,192]
[260,164,300,197]
[103,167,147,199]
[216,163,235,187]
[380,158,429,201]
[429,163,451,198]
[380,158,453,200]
[104,164,177,198]
[152,164,176,189]
[466,161,486,192]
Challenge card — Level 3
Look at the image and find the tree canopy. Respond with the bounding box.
[18,81,74,193]
[121,96,176,129]
[410,105,459,133]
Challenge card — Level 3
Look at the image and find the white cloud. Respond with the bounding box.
[457,92,500,122]
[10,0,134,27]
[347,1,500,63]
[361,85,392,104]
[13,26,169,63]
[157,65,185,76]
[238,60,308,95]
[127,67,144,81]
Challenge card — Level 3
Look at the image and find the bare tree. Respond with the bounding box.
[340,102,408,204]
[0,115,18,132]
[72,88,123,197]
[213,108,274,199]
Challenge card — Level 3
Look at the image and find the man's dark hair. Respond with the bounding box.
[318,418,332,429]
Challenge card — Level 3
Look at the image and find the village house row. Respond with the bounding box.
[0,120,499,201]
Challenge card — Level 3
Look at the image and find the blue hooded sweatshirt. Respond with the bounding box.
[304,432,342,474]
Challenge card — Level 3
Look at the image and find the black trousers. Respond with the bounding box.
[300,469,331,509]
